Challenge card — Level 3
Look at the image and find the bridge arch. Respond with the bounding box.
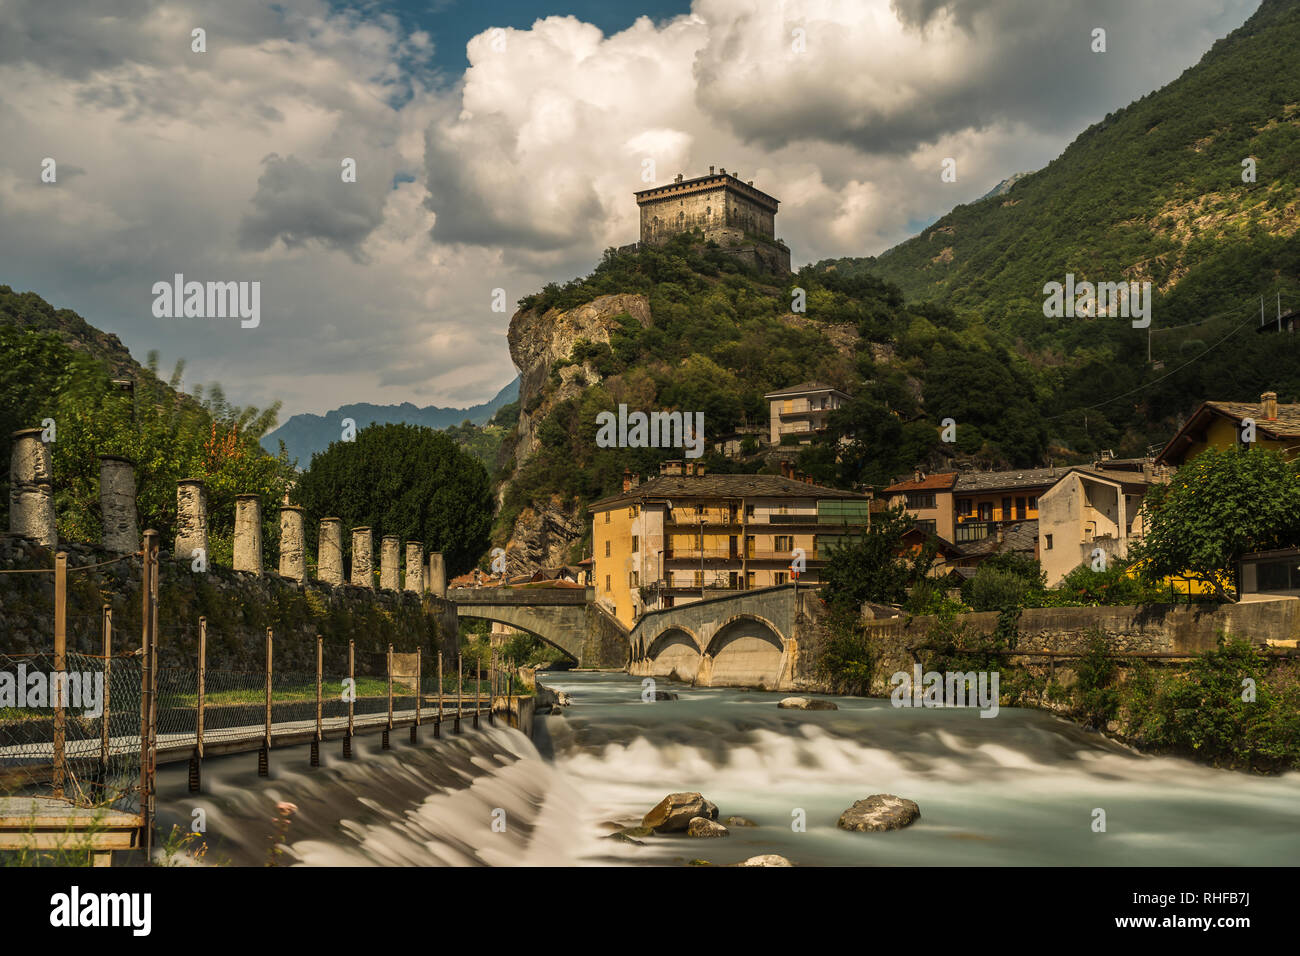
[454,608,580,665]
[702,613,785,689]
[643,625,702,682]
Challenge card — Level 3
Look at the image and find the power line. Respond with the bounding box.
[1044,298,1266,420]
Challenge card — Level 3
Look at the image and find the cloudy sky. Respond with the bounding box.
[0,0,1260,419]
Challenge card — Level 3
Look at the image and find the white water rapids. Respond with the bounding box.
[156,672,1300,866]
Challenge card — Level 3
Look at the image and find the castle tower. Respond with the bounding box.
[633,167,790,273]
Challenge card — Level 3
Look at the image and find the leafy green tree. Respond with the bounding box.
[0,327,107,527]
[294,422,493,576]
[962,566,1034,612]
[820,506,935,613]
[0,327,293,560]
[1135,447,1300,599]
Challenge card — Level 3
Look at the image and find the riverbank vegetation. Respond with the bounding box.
[815,513,1300,771]
[0,320,294,565]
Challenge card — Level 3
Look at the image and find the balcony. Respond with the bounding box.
[664,548,827,562]
[954,521,998,543]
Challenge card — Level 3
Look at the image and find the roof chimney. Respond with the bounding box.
[623,468,633,492]
[674,173,683,183]
[914,468,923,483]
[709,165,715,175]
[1262,391,1278,420]
[720,167,727,175]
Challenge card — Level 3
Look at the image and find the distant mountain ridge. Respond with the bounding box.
[262,378,520,466]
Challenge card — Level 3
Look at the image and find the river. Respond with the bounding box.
[155,671,1300,866]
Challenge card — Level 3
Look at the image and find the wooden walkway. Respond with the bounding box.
[0,696,494,863]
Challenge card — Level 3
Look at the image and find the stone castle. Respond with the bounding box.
[631,166,791,274]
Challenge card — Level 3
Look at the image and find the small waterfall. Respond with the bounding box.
[156,673,1300,867]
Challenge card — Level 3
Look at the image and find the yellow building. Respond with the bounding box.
[589,460,872,628]
[1156,391,1300,466]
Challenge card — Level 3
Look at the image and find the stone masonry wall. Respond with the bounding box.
[0,534,460,674]
[790,595,1300,696]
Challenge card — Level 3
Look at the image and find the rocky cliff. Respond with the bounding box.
[498,293,652,573]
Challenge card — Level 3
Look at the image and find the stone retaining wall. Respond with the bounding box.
[0,534,460,673]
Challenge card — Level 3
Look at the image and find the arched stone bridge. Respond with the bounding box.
[627,585,811,690]
[452,587,628,668]
[453,583,817,688]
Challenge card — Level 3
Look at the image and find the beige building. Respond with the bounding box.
[636,167,778,244]
[883,471,958,541]
[764,382,851,445]
[589,460,872,628]
[1037,467,1158,586]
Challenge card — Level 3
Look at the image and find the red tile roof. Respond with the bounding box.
[884,472,958,493]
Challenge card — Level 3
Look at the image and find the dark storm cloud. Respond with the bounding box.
[694,0,1258,155]
[238,154,389,261]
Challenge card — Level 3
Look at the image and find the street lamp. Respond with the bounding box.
[111,379,136,423]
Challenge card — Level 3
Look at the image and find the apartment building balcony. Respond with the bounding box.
[954,520,999,543]
[663,547,830,562]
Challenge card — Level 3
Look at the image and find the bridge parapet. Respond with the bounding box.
[451,587,591,606]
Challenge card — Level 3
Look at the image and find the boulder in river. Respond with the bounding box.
[643,792,718,832]
[687,817,730,838]
[737,854,793,866]
[723,815,758,827]
[651,690,679,701]
[778,696,838,711]
[837,794,921,832]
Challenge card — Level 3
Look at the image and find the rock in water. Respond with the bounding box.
[837,794,921,832]
[737,854,792,866]
[643,792,718,832]
[687,817,730,838]
[777,696,838,710]
[652,690,679,700]
[723,816,758,827]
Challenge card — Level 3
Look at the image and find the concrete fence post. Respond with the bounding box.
[428,551,447,598]
[380,535,401,591]
[233,494,263,573]
[175,479,208,563]
[405,541,424,593]
[351,527,374,588]
[98,455,138,553]
[9,428,56,546]
[318,518,343,585]
[278,506,305,581]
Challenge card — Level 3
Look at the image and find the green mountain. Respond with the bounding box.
[1,284,160,385]
[804,0,1300,459]
[841,0,1299,333]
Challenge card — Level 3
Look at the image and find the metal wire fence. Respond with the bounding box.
[0,651,142,814]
